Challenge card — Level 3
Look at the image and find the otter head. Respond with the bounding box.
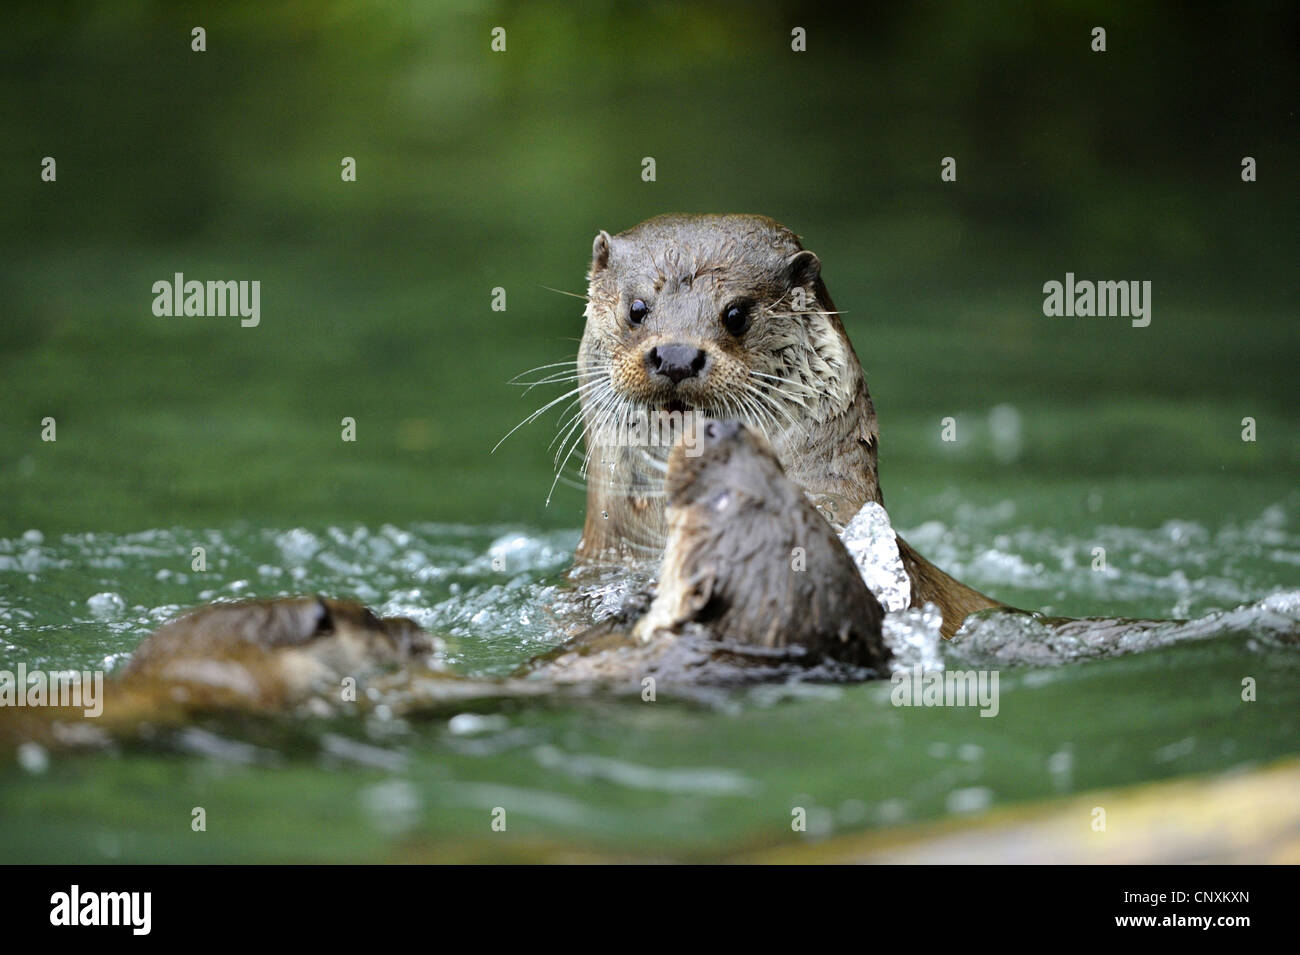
[579,214,860,448]
[123,597,439,702]
[665,418,797,513]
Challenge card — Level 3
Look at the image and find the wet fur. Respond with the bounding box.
[121,597,436,709]
[633,423,886,669]
[574,213,998,637]
[0,598,444,745]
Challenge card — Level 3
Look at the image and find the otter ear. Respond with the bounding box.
[264,596,334,646]
[785,249,821,289]
[591,230,612,273]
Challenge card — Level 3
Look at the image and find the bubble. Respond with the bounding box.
[988,403,1023,463]
[448,713,509,736]
[86,592,126,618]
[359,779,421,834]
[946,787,994,814]
[275,528,321,565]
[17,742,49,774]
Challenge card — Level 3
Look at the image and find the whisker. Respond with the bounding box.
[520,366,605,396]
[737,387,777,437]
[548,399,591,454]
[492,377,605,453]
[743,379,803,434]
[539,284,592,302]
[508,359,580,382]
[548,386,629,504]
[552,388,609,460]
[761,309,847,319]
[750,370,814,408]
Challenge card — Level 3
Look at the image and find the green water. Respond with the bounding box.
[2,614,1298,862]
[1,1,1298,861]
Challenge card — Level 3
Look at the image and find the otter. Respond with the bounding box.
[121,596,437,708]
[535,419,888,684]
[573,213,999,637]
[0,597,450,745]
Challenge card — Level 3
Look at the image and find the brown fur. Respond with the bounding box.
[0,598,443,746]
[636,420,886,667]
[122,596,434,702]
[112,597,435,719]
[532,420,889,683]
[574,213,1000,637]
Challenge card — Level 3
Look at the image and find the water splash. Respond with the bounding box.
[0,500,1296,682]
[841,502,912,612]
[947,588,1300,668]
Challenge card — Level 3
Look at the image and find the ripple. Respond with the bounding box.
[0,505,1294,682]
[531,744,760,796]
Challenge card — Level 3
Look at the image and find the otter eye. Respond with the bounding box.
[628,299,648,326]
[722,301,752,336]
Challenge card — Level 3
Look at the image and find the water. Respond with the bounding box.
[1,1,1297,861]
[2,499,1297,862]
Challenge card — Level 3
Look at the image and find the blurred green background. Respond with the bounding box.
[2,0,1296,539]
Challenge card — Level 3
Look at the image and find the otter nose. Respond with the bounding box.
[647,344,707,385]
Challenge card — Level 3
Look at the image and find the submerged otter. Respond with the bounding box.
[574,213,999,637]
[0,597,452,744]
[122,596,437,707]
[536,419,887,684]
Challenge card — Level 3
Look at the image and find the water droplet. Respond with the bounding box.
[86,592,126,618]
[946,787,994,814]
[18,742,48,774]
